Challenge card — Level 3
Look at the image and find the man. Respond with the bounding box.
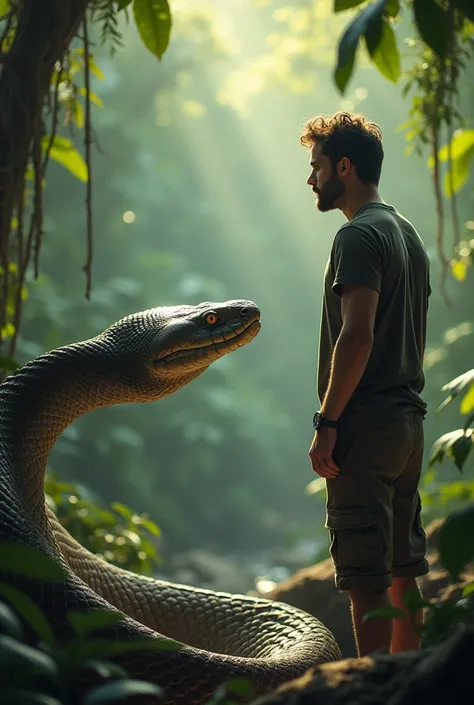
[300,111,431,658]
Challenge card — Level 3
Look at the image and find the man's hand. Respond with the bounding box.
[308,427,340,478]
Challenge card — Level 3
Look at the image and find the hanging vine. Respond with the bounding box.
[0,0,172,371]
[0,1,125,363]
[400,4,474,301]
[0,1,89,363]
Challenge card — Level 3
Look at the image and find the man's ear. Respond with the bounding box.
[338,157,351,177]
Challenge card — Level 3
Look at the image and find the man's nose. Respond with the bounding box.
[307,174,315,185]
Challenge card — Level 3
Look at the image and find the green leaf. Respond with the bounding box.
[111,502,133,520]
[451,259,469,281]
[421,468,438,486]
[0,356,20,372]
[305,477,326,496]
[73,101,84,129]
[88,56,105,81]
[443,148,474,197]
[76,48,105,80]
[78,87,104,107]
[132,516,161,537]
[335,51,356,95]
[334,0,366,11]
[364,17,400,82]
[419,597,470,648]
[334,0,388,94]
[401,80,413,98]
[41,136,88,182]
[362,605,406,622]
[463,413,474,432]
[225,678,255,698]
[402,587,431,614]
[438,503,474,580]
[462,582,474,597]
[208,677,256,704]
[437,370,474,413]
[83,680,163,705]
[0,543,66,580]
[0,1,11,15]
[429,429,465,466]
[0,634,58,682]
[133,0,172,60]
[454,0,474,23]
[460,384,474,415]
[1,322,15,339]
[413,0,450,57]
[438,129,474,162]
[66,637,181,664]
[442,369,474,396]
[429,428,473,471]
[421,477,474,509]
[3,691,63,705]
[67,610,124,637]
[122,529,141,547]
[83,660,129,680]
[115,0,133,9]
[384,0,400,16]
[0,583,56,646]
[451,434,473,472]
[0,600,23,639]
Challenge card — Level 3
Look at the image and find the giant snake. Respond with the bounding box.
[0,300,340,703]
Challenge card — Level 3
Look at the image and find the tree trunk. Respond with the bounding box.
[0,0,89,330]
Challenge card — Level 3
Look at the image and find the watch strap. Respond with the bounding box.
[313,411,339,430]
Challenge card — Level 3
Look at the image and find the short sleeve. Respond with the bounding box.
[331,225,383,297]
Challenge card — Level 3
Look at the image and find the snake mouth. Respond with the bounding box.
[156,318,261,367]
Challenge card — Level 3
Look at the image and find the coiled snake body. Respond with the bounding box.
[0,300,340,703]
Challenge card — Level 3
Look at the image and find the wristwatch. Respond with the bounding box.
[312,411,339,430]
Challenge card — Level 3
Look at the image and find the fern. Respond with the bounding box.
[89,0,124,54]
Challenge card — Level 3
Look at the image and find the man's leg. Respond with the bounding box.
[391,415,429,653]
[348,587,392,656]
[326,423,404,658]
[389,576,423,653]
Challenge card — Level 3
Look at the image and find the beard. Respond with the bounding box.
[314,171,346,212]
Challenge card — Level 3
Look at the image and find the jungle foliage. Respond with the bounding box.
[0,0,473,560]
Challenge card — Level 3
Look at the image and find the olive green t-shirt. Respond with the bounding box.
[318,202,430,430]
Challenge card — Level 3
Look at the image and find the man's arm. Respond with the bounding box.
[308,226,382,478]
[320,284,379,421]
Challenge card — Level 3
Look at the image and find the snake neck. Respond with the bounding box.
[0,340,116,526]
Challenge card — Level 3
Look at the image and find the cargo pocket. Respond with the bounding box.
[325,508,384,571]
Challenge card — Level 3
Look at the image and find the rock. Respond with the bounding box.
[260,519,474,657]
[252,625,474,705]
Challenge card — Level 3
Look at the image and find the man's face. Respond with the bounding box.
[306,142,346,212]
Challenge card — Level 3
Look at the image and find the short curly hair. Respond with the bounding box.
[300,111,384,186]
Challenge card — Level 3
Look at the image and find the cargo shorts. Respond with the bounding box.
[325,411,430,591]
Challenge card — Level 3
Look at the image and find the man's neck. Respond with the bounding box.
[340,186,383,221]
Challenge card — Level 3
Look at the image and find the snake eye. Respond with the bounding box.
[204,311,218,325]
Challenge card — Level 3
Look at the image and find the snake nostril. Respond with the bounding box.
[240,307,249,318]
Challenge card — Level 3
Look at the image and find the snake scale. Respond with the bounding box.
[0,300,340,704]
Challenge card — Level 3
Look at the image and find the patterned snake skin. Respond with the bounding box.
[0,300,341,704]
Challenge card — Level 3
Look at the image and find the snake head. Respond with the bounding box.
[102,300,261,402]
